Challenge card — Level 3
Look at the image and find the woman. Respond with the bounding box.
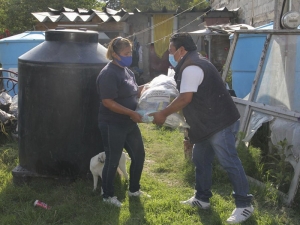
[96,37,145,207]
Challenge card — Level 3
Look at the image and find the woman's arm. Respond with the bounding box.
[102,99,142,123]
[137,85,144,98]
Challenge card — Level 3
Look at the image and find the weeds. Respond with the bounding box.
[265,138,294,192]
[0,124,299,224]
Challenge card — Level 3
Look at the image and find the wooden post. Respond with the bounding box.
[183,129,193,160]
[273,0,285,30]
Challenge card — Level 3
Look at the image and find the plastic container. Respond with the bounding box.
[229,22,274,98]
[0,31,45,96]
[12,29,108,182]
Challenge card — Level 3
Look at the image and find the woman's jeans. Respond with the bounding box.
[192,120,252,207]
[98,121,145,198]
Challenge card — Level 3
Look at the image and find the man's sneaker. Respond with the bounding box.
[226,205,254,224]
[128,190,151,198]
[180,196,210,209]
[103,196,122,207]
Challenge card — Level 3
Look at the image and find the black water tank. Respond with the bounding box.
[13,29,108,181]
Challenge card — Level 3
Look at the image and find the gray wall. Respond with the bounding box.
[127,13,150,78]
[210,0,300,27]
[177,12,205,51]
[127,12,205,81]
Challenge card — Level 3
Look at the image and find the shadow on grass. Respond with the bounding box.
[181,159,195,186]
[196,208,222,225]
[0,174,126,225]
[123,197,146,225]
[180,157,261,224]
[114,173,128,201]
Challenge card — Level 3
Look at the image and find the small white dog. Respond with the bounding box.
[90,151,130,191]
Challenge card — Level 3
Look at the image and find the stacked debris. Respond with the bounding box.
[0,92,17,140]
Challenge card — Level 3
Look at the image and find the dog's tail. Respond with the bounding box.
[124,152,131,161]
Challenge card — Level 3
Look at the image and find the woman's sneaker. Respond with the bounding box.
[103,196,122,207]
[180,196,210,209]
[226,205,254,224]
[128,190,151,198]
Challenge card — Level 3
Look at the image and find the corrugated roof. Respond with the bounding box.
[32,6,206,23]
[32,7,133,23]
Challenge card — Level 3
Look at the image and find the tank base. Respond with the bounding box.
[12,165,78,185]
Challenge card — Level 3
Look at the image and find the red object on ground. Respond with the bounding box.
[34,200,51,209]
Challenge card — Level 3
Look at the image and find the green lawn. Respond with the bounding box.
[0,124,299,224]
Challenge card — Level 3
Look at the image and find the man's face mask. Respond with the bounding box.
[169,48,179,68]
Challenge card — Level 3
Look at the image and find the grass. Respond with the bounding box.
[0,124,299,224]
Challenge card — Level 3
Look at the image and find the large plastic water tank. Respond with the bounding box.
[0,31,45,96]
[229,23,273,98]
[12,29,108,182]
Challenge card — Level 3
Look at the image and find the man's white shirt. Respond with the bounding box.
[179,65,204,93]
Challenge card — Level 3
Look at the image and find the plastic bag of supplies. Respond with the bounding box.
[136,75,190,129]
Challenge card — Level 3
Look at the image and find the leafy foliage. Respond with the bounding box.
[1,0,105,35]
[1,0,209,35]
[264,138,294,192]
[120,0,209,12]
[0,124,300,224]
[238,128,294,194]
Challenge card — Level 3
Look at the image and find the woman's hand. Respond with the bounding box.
[130,111,143,123]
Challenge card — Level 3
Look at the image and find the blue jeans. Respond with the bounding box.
[192,120,252,207]
[98,121,145,198]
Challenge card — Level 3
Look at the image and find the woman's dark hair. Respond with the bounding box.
[170,32,197,51]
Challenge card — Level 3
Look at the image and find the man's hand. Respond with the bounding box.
[149,111,167,125]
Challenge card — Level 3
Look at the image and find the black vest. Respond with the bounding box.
[175,51,240,143]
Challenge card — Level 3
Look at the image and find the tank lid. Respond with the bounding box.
[45,29,99,43]
[0,31,45,43]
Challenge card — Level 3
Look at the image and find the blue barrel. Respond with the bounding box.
[0,31,45,96]
[13,29,108,181]
[229,23,274,98]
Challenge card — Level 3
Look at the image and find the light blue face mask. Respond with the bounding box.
[169,54,178,68]
[169,48,179,68]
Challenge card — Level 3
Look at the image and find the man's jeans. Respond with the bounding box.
[98,121,145,198]
[192,120,252,207]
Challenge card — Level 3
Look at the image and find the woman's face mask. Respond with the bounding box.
[169,48,179,68]
[116,55,132,67]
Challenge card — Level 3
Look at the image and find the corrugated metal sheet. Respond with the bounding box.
[32,7,134,23]
[32,6,206,24]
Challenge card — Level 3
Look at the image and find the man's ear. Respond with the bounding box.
[179,46,187,54]
[178,46,186,58]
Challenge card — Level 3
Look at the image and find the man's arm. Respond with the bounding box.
[151,92,193,125]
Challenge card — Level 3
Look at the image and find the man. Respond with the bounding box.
[151,32,253,224]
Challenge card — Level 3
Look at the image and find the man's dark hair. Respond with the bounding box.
[170,32,197,51]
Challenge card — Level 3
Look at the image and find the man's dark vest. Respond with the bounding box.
[175,51,240,143]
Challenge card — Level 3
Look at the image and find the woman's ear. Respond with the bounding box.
[112,51,121,60]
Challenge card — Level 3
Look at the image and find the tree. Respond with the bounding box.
[2,0,209,35]
[119,0,209,11]
[0,0,9,37]
[120,0,176,11]
[3,0,105,35]
[106,0,121,9]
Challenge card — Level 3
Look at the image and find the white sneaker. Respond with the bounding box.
[180,196,210,209]
[226,205,254,224]
[128,190,151,198]
[103,196,122,207]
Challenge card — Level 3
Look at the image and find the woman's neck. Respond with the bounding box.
[111,60,124,68]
